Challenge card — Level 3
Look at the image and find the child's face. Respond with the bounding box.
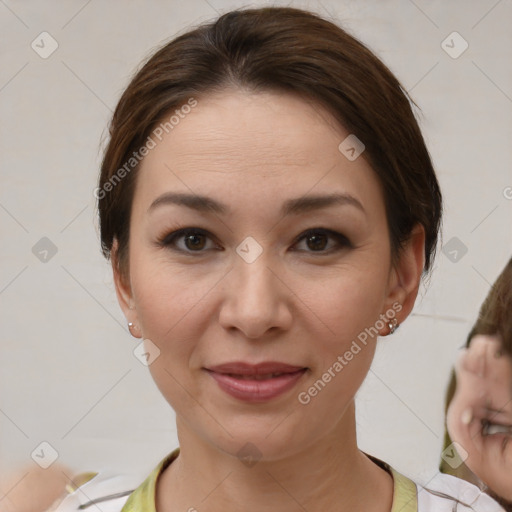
[447,334,512,500]
[113,89,412,460]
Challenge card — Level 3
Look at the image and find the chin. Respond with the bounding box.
[194,416,312,464]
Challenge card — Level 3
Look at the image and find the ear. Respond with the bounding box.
[383,223,426,326]
[111,239,141,338]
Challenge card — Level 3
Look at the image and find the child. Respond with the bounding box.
[441,257,512,511]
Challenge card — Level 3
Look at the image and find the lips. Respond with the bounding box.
[205,362,307,402]
[207,361,306,375]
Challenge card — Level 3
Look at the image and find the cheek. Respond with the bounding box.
[446,402,462,442]
[132,263,209,408]
[303,268,389,346]
[293,271,387,402]
[131,253,212,338]
[445,390,474,452]
[128,263,209,398]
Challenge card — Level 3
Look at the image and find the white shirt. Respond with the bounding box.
[50,449,506,512]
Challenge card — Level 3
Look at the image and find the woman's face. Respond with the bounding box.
[114,89,421,460]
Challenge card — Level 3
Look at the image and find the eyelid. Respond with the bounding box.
[292,228,352,251]
[158,227,220,252]
[157,226,352,254]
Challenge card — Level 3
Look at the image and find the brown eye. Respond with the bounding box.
[293,228,352,254]
[305,232,328,251]
[182,232,206,250]
[160,228,218,253]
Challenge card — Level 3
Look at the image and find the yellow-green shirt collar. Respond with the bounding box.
[121,448,418,512]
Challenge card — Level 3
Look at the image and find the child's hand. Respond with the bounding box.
[447,334,512,501]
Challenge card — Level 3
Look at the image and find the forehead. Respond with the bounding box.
[134,89,381,215]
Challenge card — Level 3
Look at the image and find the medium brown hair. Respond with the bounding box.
[465,257,512,356]
[97,6,442,279]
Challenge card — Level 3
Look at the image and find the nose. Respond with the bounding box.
[464,334,502,377]
[218,253,293,340]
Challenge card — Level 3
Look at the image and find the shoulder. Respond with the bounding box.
[48,470,142,511]
[363,452,506,512]
[414,471,506,512]
[49,449,179,512]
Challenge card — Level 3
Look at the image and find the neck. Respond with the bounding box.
[156,401,394,512]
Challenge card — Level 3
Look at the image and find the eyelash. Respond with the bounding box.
[157,227,352,256]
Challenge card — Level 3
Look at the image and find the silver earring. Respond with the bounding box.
[387,318,398,335]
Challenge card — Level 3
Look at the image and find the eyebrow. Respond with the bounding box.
[148,192,365,217]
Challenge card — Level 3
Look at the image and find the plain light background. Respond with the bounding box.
[1,0,511,487]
